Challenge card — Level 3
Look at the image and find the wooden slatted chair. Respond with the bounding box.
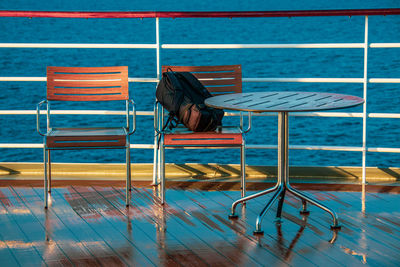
[154,65,251,204]
[36,66,136,208]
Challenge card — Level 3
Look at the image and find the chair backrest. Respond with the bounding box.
[47,66,129,101]
[161,65,242,95]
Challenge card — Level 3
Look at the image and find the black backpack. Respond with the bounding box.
[156,70,224,132]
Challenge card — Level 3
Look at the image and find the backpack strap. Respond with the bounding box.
[164,71,185,116]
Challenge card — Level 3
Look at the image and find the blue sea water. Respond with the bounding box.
[0,1,399,167]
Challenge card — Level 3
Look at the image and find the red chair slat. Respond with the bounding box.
[47,66,129,101]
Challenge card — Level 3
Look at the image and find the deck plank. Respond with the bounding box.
[166,189,290,265]
[93,185,201,267]
[212,189,374,266]
[274,190,400,266]
[298,191,400,265]
[0,191,23,267]
[73,185,176,266]
[10,186,73,266]
[0,239,20,267]
[112,186,231,266]
[50,186,150,266]
[263,190,400,266]
[31,186,124,266]
[0,188,46,266]
[149,188,269,266]
[13,186,98,266]
[180,188,340,266]
[147,188,259,266]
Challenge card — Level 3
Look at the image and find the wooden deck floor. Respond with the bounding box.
[0,184,399,266]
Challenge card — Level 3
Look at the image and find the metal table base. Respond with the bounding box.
[228,112,341,235]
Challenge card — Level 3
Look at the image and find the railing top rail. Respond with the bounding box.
[0,9,399,19]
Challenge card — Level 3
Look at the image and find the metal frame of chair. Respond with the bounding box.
[36,66,136,208]
[153,65,251,204]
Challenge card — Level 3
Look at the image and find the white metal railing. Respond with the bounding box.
[0,10,400,184]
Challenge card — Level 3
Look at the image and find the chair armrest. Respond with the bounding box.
[127,99,136,135]
[36,100,48,136]
[239,111,252,134]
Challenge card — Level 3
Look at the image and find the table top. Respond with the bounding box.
[205,91,364,112]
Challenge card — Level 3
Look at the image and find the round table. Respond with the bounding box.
[205,91,364,235]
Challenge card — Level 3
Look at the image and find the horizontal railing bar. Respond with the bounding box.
[162,43,365,49]
[0,77,375,84]
[0,77,158,82]
[3,77,399,84]
[368,113,400,118]
[0,77,365,83]
[0,42,398,49]
[369,78,400,83]
[249,146,400,153]
[368,147,400,153]
[0,43,157,49]
[171,145,400,152]
[244,78,364,83]
[5,110,400,119]
[0,77,46,82]
[1,9,400,18]
[1,143,398,153]
[292,145,363,151]
[130,78,158,83]
[0,11,157,18]
[0,143,44,148]
[0,143,153,149]
[0,110,365,118]
[370,43,400,48]
[0,143,365,150]
[292,112,363,118]
[226,112,364,118]
[0,110,154,116]
[248,145,363,151]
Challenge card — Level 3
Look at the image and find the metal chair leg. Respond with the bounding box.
[126,142,131,207]
[254,185,284,235]
[157,144,161,186]
[156,106,164,188]
[160,134,165,205]
[47,150,51,193]
[287,184,341,229]
[240,141,246,198]
[44,147,48,209]
[127,142,131,191]
[152,135,159,186]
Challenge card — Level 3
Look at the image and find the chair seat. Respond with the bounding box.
[164,126,243,146]
[46,127,127,148]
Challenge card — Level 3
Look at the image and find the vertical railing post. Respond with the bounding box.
[153,17,161,185]
[362,16,369,185]
[156,17,161,79]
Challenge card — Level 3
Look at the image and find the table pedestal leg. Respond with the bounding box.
[275,188,286,221]
[229,112,341,234]
[286,184,341,229]
[253,112,287,234]
[228,183,280,219]
[253,185,284,234]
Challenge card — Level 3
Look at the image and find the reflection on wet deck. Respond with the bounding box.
[0,185,399,266]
